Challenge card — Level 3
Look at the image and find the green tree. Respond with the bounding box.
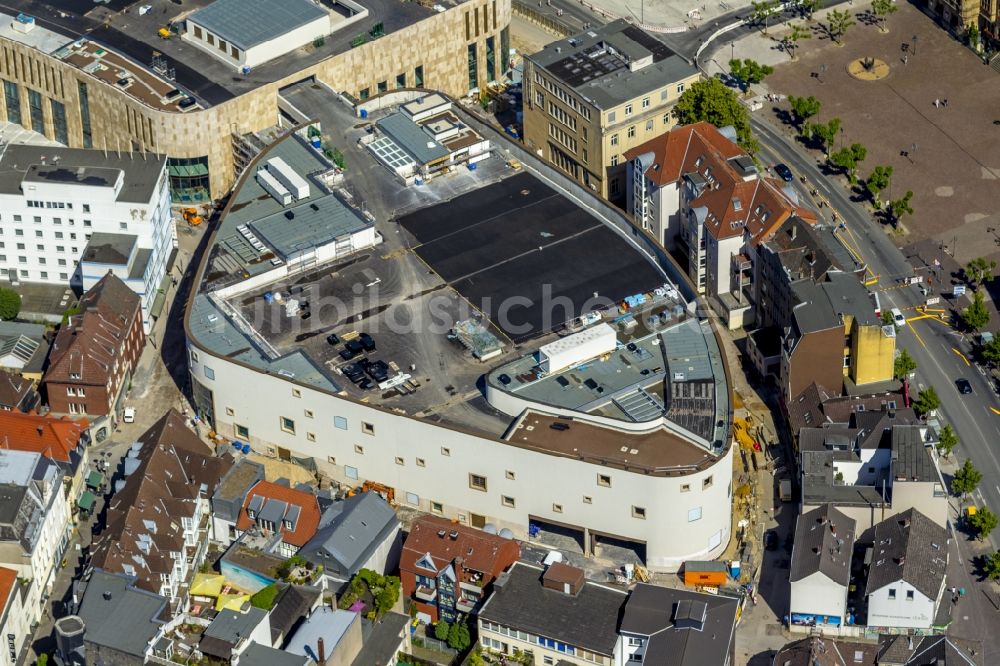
[0,288,21,321]
[373,574,401,615]
[751,0,779,33]
[434,621,451,641]
[447,621,472,651]
[728,58,774,92]
[865,165,893,206]
[35,656,48,666]
[961,291,990,332]
[788,95,821,134]
[888,191,914,226]
[828,143,867,184]
[808,117,841,154]
[250,584,280,610]
[798,0,821,19]
[827,8,856,44]
[894,348,917,379]
[968,24,980,50]
[782,22,812,60]
[912,386,940,417]
[936,424,958,457]
[982,336,1000,366]
[871,0,898,32]
[984,550,1000,580]
[970,507,998,541]
[952,458,983,498]
[468,649,488,666]
[673,78,759,153]
[965,256,997,288]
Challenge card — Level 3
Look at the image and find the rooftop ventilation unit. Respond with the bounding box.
[266,157,310,201]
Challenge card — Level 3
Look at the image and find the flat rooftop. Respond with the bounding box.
[249,196,371,262]
[82,232,137,265]
[526,19,698,110]
[0,0,437,107]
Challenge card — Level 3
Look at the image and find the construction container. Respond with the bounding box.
[683,561,729,587]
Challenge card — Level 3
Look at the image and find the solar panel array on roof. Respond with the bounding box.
[548,45,626,88]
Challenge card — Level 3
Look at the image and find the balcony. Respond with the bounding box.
[414,585,438,603]
[456,597,477,613]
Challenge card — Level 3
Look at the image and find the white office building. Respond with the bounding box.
[0,145,175,333]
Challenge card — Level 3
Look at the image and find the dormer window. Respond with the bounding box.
[283,519,293,530]
[247,510,256,519]
[695,156,704,168]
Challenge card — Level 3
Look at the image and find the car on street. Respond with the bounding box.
[891,308,906,328]
[956,378,973,395]
[123,407,136,424]
[764,530,779,551]
[774,163,794,182]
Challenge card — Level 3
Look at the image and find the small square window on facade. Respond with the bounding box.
[334,416,348,430]
[441,447,451,456]
[354,444,364,454]
[632,506,647,519]
[362,422,375,435]
[416,458,426,467]
[327,455,336,464]
[681,484,691,493]
[469,474,488,491]
[304,409,314,418]
[583,496,592,504]
[431,501,444,514]
[306,432,316,442]
[552,503,563,513]
[598,474,611,487]
[501,495,516,508]
[395,457,405,466]
[703,476,713,489]
[345,465,358,480]
[280,417,295,434]
[235,424,249,439]
[292,389,302,398]
[505,470,515,480]
[225,407,234,416]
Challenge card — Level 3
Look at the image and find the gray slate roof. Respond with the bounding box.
[0,145,166,204]
[300,491,399,578]
[239,642,309,666]
[891,426,939,483]
[878,634,984,666]
[78,570,167,657]
[866,508,948,600]
[350,612,409,666]
[619,584,738,666]
[269,584,321,645]
[790,504,856,585]
[81,232,137,265]
[188,0,328,51]
[479,562,626,657]
[203,607,268,646]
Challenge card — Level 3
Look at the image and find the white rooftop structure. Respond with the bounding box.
[538,323,617,374]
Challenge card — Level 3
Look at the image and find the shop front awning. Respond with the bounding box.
[86,471,103,489]
[78,491,96,512]
[150,273,171,319]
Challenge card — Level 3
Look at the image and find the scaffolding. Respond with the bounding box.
[450,318,503,361]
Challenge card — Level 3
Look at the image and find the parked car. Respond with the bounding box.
[764,530,779,551]
[339,348,357,361]
[345,339,365,355]
[891,308,906,328]
[123,407,136,424]
[359,333,376,352]
[326,333,340,345]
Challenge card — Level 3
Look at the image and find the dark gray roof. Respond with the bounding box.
[764,218,860,284]
[78,570,167,657]
[187,0,328,51]
[791,281,841,334]
[891,426,939,483]
[350,612,410,666]
[852,409,917,450]
[792,273,882,336]
[790,504,856,585]
[300,492,399,577]
[773,637,880,666]
[203,607,268,646]
[878,634,984,666]
[480,563,626,656]
[248,194,371,263]
[81,232,137,265]
[239,642,309,666]
[801,450,885,507]
[865,508,948,600]
[619,584,738,666]
[269,584,321,645]
[376,113,450,165]
[0,145,166,204]
[525,20,698,110]
[748,326,782,357]
[798,426,859,453]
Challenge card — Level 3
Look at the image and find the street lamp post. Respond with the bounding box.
[731,42,735,62]
[912,35,918,55]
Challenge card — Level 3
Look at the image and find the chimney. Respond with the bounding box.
[449,531,459,540]
[317,636,326,664]
[37,426,44,436]
[790,224,797,241]
[102,591,112,601]
[437,530,446,539]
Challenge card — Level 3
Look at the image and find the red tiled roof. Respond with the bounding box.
[400,516,520,576]
[624,121,745,187]
[235,480,321,548]
[0,410,88,462]
[44,273,140,387]
[0,566,16,617]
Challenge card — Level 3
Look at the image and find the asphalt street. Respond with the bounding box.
[752,116,1000,548]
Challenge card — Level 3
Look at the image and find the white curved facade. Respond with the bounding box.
[187,344,733,571]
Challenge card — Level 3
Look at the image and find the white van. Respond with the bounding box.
[891,308,906,328]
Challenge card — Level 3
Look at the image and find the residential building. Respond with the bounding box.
[478,561,626,665]
[235,480,322,558]
[285,606,363,666]
[625,121,817,328]
[299,491,402,587]
[523,20,701,204]
[981,0,998,49]
[0,0,511,199]
[865,508,948,630]
[617,583,738,665]
[210,458,266,542]
[88,409,233,610]
[268,584,322,649]
[0,373,36,413]
[401,515,520,624]
[0,449,70,624]
[787,383,904,439]
[350,612,411,666]
[788,504,856,633]
[799,408,947,532]
[198,607,271,662]
[187,131,735,574]
[0,410,90,502]
[0,321,48,412]
[877,634,984,665]
[61,570,169,666]
[921,0,978,34]
[0,567,29,666]
[771,636,879,666]
[780,272,896,401]
[239,643,310,666]
[42,273,144,421]
[0,145,173,330]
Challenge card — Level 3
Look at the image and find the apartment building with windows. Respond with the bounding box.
[523,20,700,205]
[42,273,144,421]
[0,145,173,331]
[0,0,510,200]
